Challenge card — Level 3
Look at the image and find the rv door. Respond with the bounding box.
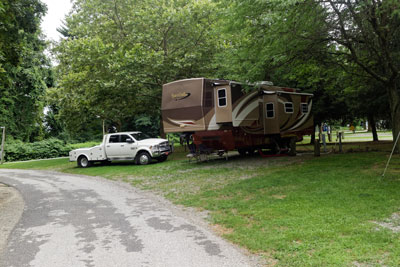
[263,94,280,134]
[215,85,232,123]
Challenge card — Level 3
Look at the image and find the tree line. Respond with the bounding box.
[0,0,53,141]
[1,0,399,150]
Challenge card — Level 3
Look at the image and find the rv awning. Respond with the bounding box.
[262,90,276,95]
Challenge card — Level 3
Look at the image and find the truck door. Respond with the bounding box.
[215,85,232,123]
[263,94,280,134]
[106,134,135,158]
[120,134,137,158]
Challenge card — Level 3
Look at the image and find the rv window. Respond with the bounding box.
[217,88,227,107]
[266,103,274,118]
[284,102,294,113]
[301,103,308,114]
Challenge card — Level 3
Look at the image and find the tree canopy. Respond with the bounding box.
[214,0,399,146]
[51,0,220,138]
[0,0,52,141]
[2,0,400,148]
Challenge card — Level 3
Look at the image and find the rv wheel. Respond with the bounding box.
[271,139,281,154]
[238,148,247,156]
[247,149,256,156]
[289,137,297,156]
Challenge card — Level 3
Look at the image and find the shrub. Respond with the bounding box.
[3,138,73,162]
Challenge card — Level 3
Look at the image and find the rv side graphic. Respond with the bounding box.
[161,78,314,154]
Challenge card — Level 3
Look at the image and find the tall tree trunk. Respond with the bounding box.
[367,114,378,142]
[310,122,317,144]
[388,80,400,153]
[310,133,315,144]
[159,114,166,138]
[115,119,122,132]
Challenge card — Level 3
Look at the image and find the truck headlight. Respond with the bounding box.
[152,145,159,151]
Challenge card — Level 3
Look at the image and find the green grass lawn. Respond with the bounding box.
[2,146,400,266]
[300,131,393,144]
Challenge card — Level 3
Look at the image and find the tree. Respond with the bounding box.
[343,70,390,141]
[216,0,400,149]
[322,0,400,151]
[0,0,52,141]
[215,0,351,126]
[53,0,220,139]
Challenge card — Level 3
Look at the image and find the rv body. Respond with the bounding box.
[161,78,313,152]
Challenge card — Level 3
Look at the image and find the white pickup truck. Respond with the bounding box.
[69,132,173,168]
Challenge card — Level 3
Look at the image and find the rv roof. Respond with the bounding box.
[163,78,204,86]
[262,90,313,97]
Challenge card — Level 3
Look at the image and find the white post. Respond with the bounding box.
[382,131,400,177]
[0,127,5,164]
[322,133,327,153]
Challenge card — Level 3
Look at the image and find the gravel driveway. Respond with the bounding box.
[0,169,259,267]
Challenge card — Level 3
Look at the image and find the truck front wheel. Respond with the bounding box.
[77,155,92,168]
[136,151,151,165]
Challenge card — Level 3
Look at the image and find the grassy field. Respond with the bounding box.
[300,130,393,145]
[2,144,400,266]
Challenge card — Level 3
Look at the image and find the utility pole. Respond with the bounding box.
[96,115,106,136]
[0,126,5,164]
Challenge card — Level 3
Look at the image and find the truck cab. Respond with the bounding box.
[69,132,172,167]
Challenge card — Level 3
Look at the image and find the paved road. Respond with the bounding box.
[0,169,257,267]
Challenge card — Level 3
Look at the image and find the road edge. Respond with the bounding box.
[0,183,24,259]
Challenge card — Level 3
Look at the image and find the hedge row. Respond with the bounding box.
[3,138,73,162]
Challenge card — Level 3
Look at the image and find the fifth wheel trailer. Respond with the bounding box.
[161,78,313,155]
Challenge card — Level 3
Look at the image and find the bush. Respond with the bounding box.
[3,138,73,162]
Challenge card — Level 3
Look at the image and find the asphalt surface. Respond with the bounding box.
[0,169,257,267]
[0,183,24,258]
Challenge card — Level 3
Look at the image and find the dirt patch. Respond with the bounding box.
[180,153,310,171]
[239,174,259,180]
[256,250,279,266]
[373,212,400,233]
[212,224,234,236]
[271,194,286,200]
[371,163,382,170]
[353,261,387,267]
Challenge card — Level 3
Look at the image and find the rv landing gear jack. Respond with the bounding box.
[258,149,289,158]
[187,149,229,163]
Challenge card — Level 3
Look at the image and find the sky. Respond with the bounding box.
[40,0,73,41]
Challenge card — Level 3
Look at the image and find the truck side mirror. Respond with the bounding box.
[126,138,134,143]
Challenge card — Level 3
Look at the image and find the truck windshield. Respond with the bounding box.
[131,133,148,141]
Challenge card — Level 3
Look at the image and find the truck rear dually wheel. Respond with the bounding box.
[77,156,92,168]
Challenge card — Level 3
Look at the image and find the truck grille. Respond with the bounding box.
[159,141,171,152]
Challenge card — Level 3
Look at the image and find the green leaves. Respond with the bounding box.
[0,0,51,141]
[3,138,73,162]
[53,0,220,138]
